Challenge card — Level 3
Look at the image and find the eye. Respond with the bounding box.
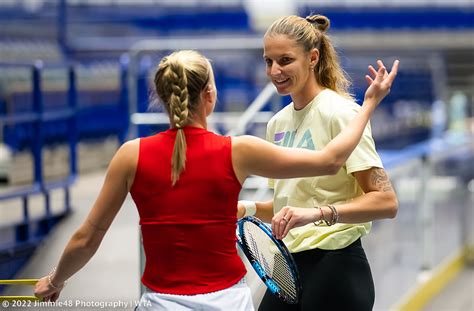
[280,57,292,64]
[264,58,273,66]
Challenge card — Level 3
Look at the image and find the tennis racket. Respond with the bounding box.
[0,279,40,302]
[237,216,301,304]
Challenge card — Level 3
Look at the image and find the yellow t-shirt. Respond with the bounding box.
[266,89,383,252]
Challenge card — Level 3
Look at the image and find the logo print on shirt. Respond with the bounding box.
[274,132,285,145]
[274,129,315,150]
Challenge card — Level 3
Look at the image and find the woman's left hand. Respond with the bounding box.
[34,276,63,302]
[363,59,399,107]
[237,201,246,219]
[272,206,320,239]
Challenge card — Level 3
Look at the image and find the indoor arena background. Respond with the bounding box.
[0,1,473,310]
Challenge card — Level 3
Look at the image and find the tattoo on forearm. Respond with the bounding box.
[370,168,394,192]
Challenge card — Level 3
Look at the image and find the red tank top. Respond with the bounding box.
[130,126,245,295]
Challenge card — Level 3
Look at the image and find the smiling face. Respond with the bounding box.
[263,34,319,101]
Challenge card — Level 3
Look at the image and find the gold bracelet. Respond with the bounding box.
[327,204,339,225]
[313,206,324,226]
[321,206,332,226]
[314,205,338,226]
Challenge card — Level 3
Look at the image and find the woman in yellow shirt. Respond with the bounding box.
[239,14,399,311]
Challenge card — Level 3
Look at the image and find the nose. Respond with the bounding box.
[269,63,281,76]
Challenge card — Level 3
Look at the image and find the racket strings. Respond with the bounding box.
[273,253,298,300]
[243,222,298,302]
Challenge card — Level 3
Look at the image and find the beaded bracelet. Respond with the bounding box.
[48,267,67,290]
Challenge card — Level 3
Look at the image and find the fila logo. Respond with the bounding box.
[274,129,315,150]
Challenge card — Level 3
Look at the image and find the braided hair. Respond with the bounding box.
[154,50,212,185]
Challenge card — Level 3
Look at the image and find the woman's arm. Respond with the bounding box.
[271,167,398,239]
[34,139,139,301]
[237,199,274,223]
[232,60,399,183]
[335,167,398,222]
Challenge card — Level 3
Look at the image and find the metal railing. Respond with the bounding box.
[126,36,265,138]
[0,61,78,283]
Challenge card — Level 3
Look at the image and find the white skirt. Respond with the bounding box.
[136,278,254,311]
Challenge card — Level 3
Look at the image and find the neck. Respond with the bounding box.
[187,119,207,129]
[292,81,326,111]
[170,113,207,130]
[187,110,208,129]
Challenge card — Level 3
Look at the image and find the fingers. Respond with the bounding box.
[368,65,377,78]
[34,277,61,302]
[279,216,290,239]
[271,208,293,239]
[51,291,60,302]
[386,59,400,84]
[368,61,386,85]
[365,75,373,85]
[272,214,290,239]
[271,207,321,239]
[34,293,43,301]
[281,218,294,239]
[373,59,399,83]
[37,292,60,302]
[376,60,388,77]
[375,65,386,83]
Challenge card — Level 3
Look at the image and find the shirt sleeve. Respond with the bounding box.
[330,103,383,175]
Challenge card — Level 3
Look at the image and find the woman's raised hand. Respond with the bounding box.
[363,59,399,108]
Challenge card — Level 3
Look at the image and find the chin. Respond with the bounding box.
[270,83,288,95]
[275,86,291,96]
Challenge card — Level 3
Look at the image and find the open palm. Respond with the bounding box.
[364,59,399,105]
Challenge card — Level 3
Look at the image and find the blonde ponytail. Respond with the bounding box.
[316,31,352,99]
[167,61,189,185]
[154,50,212,185]
[171,129,186,186]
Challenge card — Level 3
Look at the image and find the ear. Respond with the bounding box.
[309,48,319,68]
[201,84,215,105]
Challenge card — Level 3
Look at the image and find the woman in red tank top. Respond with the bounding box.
[34,50,397,310]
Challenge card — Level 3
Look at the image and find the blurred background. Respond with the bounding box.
[0,0,472,310]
